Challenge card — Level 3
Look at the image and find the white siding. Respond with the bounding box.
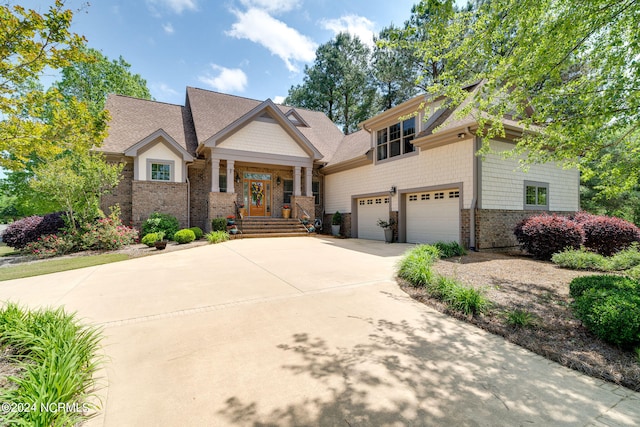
[138,139,183,182]
[325,139,475,213]
[481,140,579,211]
[218,120,308,157]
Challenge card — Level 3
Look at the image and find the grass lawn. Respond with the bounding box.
[0,253,131,281]
[0,244,18,257]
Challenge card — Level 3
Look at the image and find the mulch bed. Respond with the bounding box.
[399,250,640,391]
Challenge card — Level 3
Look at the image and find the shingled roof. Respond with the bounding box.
[101,95,197,155]
[101,87,345,163]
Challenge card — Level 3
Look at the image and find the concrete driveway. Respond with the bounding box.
[1,237,638,426]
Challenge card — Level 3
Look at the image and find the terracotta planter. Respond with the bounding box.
[282,208,291,219]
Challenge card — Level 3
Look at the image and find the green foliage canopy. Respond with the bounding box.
[415,0,640,197]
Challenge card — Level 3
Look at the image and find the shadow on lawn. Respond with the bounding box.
[217,304,624,426]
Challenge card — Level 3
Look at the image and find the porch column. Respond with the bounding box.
[227,160,235,194]
[305,167,312,197]
[293,166,302,196]
[211,159,220,192]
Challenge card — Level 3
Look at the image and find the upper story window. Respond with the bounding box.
[376,117,416,162]
[150,162,172,181]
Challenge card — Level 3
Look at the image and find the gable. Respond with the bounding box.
[216,119,309,158]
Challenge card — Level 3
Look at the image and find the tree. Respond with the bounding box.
[29,152,123,228]
[372,26,420,110]
[0,1,103,170]
[421,0,640,197]
[55,47,153,117]
[286,33,377,134]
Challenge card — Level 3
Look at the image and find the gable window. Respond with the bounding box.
[149,161,172,181]
[283,179,293,204]
[376,117,416,162]
[524,181,549,210]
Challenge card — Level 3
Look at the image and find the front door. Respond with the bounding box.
[249,180,268,216]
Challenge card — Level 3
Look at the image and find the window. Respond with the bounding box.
[283,180,293,204]
[312,181,320,205]
[150,162,171,181]
[219,174,227,193]
[449,191,460,198]
[525,181,549,209]
[376,117,417,161]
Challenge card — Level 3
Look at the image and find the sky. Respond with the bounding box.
[33,0,433,106]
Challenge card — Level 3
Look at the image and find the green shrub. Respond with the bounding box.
[572,287,640,346]
[174,229,196,244]
[141,232,160,247]
[205,231,229,244]
[428,275,459,299]
[332,211,342,225]
[397,245,441,286]
[504,309,538,328]
[211,217,227,232]
[0,303,102,426]
[608,244,640,270]
[552,248,609,270]
[75,215,138,251]
[141,212,180,240]
[189,227,203,239]
[569,275,639,298]
[434,241,467,258]
[625,265,640,280]
[444,283,491,315]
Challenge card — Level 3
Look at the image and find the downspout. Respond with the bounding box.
[186,162,192,228]
[470,131,479,251]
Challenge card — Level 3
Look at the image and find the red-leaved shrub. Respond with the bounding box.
[573,213,640,256]
[2,212,66,249]
[514,214,584,260]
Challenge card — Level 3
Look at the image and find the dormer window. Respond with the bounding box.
[376,117,416,161]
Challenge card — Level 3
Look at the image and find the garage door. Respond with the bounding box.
[357,196,390,240]
[406,189,460,244]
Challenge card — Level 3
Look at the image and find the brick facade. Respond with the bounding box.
[101,161,134,226]
[188,163,209,231]
[131,181,189,229]
[208,192,236,231]
[323,212,352,237]
[291,196,314,220]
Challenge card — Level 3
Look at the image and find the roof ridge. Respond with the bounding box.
[108,93,184,108]
[186,86,267,104]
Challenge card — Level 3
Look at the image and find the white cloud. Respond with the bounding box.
[162,23,175,34]
[150,83,182,103]
[321,15,376,47]
[198,64,248,93]
[227,8,317,72]
[239,0,301,14]
[146,0,197,15]
[273,96,286,104]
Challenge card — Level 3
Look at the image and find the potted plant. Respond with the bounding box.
[226,214,235,225]
[229,225,238,235]
[282,204,291,219]
[238,203,247,219]
[301,214,310,225]
[154,231,168,250]
[377,218,396,243]
[331,211,342,236]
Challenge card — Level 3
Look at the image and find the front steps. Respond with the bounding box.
[233,217,312,238]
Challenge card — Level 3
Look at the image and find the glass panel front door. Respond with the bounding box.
[248,179,271,216]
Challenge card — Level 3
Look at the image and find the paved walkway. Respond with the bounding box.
[1,237,638,426]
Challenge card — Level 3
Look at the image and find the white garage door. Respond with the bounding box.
[357,196,390,240]
[406,189,460,244]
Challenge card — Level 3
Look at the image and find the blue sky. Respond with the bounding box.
[51,0,429,105]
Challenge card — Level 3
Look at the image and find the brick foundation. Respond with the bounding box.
[476,209,575,249]
[208,192,237,232]
[291,196,314,220]
[323,212,352,237]
[188,162,209,231]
